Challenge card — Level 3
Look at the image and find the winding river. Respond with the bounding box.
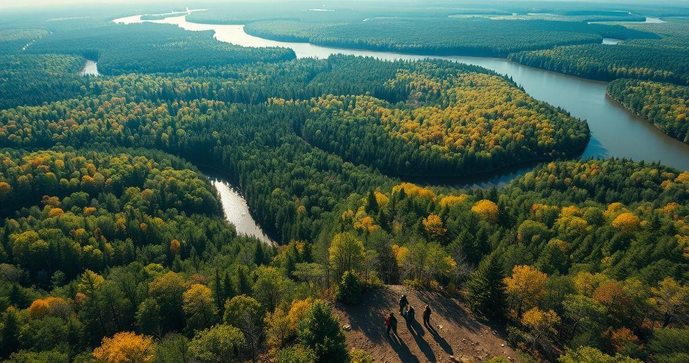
[111,13,689,226]
[204,172,274,244]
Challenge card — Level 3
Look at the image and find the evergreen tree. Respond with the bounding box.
[1,307,20,358]
[467,253,507,320]
[297,300,349,363]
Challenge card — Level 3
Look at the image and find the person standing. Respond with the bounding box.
[423,304,432,329]
[386,312,398,337]
[399,294,409,315]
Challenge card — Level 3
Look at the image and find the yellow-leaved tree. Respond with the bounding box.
[504,265,547,317]
[522,307,561,348]
[93,331,154,363]
[612,212,641,234]
[471,199,499,222]
[423,214,447,238]
[329,232,365,279]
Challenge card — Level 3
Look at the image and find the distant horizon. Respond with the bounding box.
[3,0,689,11]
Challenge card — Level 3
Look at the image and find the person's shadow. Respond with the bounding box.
[389,333,420,363]
[405,313,418,336]
[403,314,435,362]
[426,322,453,355]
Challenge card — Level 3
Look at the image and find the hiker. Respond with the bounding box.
[386,312,398,337]
[399,294,409,315]
[407,305,416,322]
[405,305,416,334]
[423,304,432,328]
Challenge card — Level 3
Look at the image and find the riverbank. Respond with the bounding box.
[606,90,689,146]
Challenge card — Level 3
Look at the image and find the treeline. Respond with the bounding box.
[0,149,221,277]
[608,79,689,143]
[509,44,689,85]
[244,18,655,57]
[0,95,394,244]
[27,23,295,75]
[509,22,689,85]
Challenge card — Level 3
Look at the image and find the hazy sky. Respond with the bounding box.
[1,0,686,10]
[0,0,173,9]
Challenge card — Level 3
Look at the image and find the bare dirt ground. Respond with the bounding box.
[333,285,517,362]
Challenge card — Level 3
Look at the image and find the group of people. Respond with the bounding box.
[385,294,433,339]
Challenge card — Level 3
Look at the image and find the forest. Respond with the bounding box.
[509,21,689,85]
[0,1,688,362]
[0,56,589,178]
[244,18,654,57]
[26,24,295,75]
[607,79,689,144]
[300,58,589,176]
[0,54,86,110]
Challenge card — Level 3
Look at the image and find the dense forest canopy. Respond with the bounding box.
[26,23,295,75]
[509,20,689,85]
[0,1,688,362]
[244,18,655,57]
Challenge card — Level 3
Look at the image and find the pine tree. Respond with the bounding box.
[0,307,20,358]
[467,252,507,320]
[365,190,378,215]
[223,272,236,302]
[298,300,349,363]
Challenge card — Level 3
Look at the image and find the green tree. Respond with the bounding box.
[329,232,365,279]
[559,347,641,363]
[136,298,162,338]
[1,307,21,358]
[189,324,245,363]
[275,346,317,363]
[153,334,190,363]
[562,294,607,346]
[467,253,507,319]
[647,328,689,363]
[149,272,186,332]
[297,300,349,363]
[223,295,263,363]
[335,270,363,305]
[253,266,289,312]
[183,284,218,332]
